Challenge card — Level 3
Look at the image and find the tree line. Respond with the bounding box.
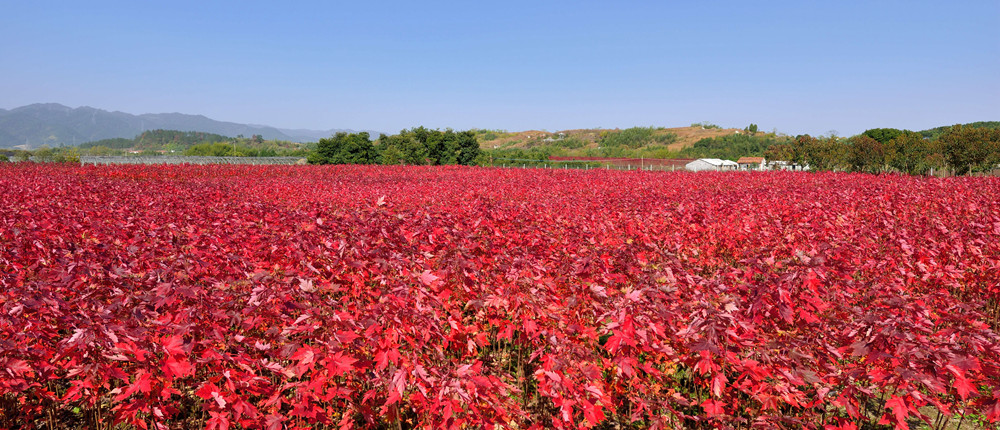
[307,127,481,166]
[5,123,1000,176]
[763,125,1000,175]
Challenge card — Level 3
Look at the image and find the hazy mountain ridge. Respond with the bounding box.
[0,103,372,148]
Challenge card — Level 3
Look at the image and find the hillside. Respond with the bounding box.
[477,125,744,152]
[74,129,308,157]
[0,103,372,149]
[474,125,762,161]
[919,121,1000,140]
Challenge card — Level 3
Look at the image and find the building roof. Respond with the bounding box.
[692,158,738,166]
[737,157,765,164]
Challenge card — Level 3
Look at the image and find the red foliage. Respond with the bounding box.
[1,164,999,429]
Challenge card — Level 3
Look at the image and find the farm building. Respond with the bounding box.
[767,160,810,171]
[686,158,738,172]
[736,157,766,171]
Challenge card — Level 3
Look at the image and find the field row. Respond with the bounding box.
[1,164,998,429]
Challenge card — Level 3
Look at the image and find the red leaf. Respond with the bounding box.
[823,419,858,430]
[419,270,439,286]
[292,345,316,367]
[711,373,728,398]
[701,399,725,417]
[336,330,360,344]
[883,396,909,429]
[953,373,978,400]
[164,356,194,379]
[196,382,221,400]
[4,359,31,376]
[375,350,389,372]
[126,371,153,396]
[162,336,185,356]
[385,369,407,406]
[207,411,230,430]
[582,399,605,425]
[985,391,1000,423]
[265,414,284,430]
[326,352,357,376]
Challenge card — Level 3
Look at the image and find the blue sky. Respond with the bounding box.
[1,1,997,136]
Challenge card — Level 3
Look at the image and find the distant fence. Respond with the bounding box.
[548,156,694,170]
[80,156,306,166]
[489,157,694,171]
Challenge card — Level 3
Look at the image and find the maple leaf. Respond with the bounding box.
[985,392,1000,423]
[582,400,605,425]
[4,359,31,377]
[265,414,284,430]
[196,382,222,400]
[385,369,407,406]
[298,277,316,292]
[882,396,909,429]
[604,333,625,353]
[375,350,390,372]
[336,330,360,344]
[701,399,725,416]
[953,373,978,400]
[162,336,185,356]
[126,370,153,396]
[694,353,717,375]
[292,345,316,367]
[207,411,230,430]
[456,362,476,377]
[163,356,194,379]
[326,352,358,376]
[711,372,727,398]
[419,270,439,286]
[212,391,227,409]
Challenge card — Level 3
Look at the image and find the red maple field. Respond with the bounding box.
[1,164,998,429]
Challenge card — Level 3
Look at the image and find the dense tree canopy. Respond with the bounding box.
[920,121,1000,140]
[940,125,1000,175]
[309,132,378,165]
[311,128,481,166]
[679,134,781,160]
[860,128,905,145]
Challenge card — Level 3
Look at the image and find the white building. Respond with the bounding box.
[686,158,739,172]
[767,160,810,171]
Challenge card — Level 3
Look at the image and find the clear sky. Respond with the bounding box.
[1,1,997,136]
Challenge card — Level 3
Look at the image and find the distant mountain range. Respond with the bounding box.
[0,103,376,149]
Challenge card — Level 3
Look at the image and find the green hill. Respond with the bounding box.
[919,121,1000,140]
[76,130,308,157]
[80,130,230,150]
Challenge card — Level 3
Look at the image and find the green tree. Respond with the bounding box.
[763,143,794,163]
[600,127,677,149]
[679,133,782,160]
[379,144,404,165]
[940,125,1000,175]
[788,135,849,171]
[85,145,115,156]
[454,130,481,165]
[861,128,905,145]
[33,147,54,162]
[920,121,1000,140]
[884,132,940,175]
[848,135,885,173]
[310,132,377,165]
[185,142,243,156]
